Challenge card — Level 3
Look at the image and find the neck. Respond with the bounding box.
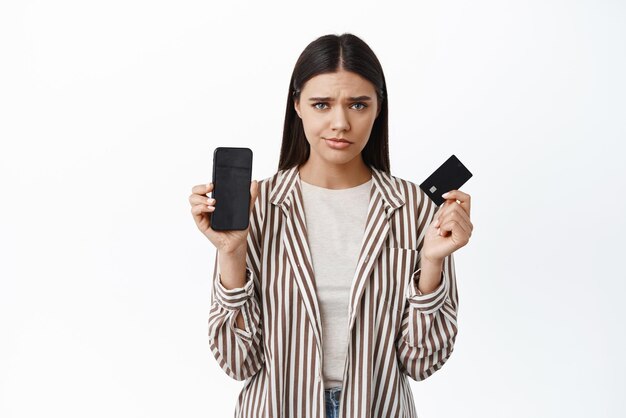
[298,156,372,190]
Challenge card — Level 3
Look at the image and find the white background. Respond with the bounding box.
[1,0,625,417]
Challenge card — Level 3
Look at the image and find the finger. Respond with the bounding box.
[441,189,470,201]
[191,182,214,196]
[441,189,471,216]
[439,218,471,240]
[189,194,216,207]
[439,206,472,235]
[447,201,472,231]
[248,180,259,215]
[191,203,215,216]
[433,212,444,228]
[446,215,472,237]
[433,199,454,224]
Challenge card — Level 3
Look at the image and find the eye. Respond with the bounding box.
[312,102,329,110]
[351,102,368,111]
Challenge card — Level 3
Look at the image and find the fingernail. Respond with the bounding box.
[442,192,450,198]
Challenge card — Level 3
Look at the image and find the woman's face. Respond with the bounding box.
[294,69,381,166]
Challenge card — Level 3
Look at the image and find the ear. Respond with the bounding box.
[294,100,301,119]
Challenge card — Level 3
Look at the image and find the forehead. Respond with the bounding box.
[302,70,375,95]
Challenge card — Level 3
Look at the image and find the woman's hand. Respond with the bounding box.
[189,180,259,254]
[421,189,473,264]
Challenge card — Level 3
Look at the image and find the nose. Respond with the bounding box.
[330,107,350,132]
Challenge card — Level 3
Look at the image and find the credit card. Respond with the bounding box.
[419,154,473,206]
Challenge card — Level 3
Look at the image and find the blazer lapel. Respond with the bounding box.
[346,167,405,334]
[269,165,406,357]
[270,166,324,360]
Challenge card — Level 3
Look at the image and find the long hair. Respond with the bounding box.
[278,33,390,173]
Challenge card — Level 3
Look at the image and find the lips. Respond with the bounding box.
[324,138,352,150]
[325,138,352,143]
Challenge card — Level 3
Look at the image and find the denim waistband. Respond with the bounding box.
[325,386,342,403]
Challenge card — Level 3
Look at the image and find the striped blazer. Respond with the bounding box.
[208,164,459,418]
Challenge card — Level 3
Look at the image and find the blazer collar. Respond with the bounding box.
[269,164,405,211]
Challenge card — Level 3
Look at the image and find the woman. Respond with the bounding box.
[189,33,473,418]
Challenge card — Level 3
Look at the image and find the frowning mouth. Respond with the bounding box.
[325,137,353,143]
[324,138,353,150]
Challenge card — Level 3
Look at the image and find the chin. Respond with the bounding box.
[321,151,360,165]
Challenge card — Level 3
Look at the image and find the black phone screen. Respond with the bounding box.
[210,147,253,231]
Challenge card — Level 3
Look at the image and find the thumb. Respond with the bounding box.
[249,180,259,215]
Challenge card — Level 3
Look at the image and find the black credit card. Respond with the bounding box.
[419,154,472,206]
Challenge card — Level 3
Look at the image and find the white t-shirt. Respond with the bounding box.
[300,176,372,389]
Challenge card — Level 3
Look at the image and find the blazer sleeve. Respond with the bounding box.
[395,250,459,381]
[207,184,265,381]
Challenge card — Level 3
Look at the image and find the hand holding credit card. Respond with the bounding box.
[419,154,472,206]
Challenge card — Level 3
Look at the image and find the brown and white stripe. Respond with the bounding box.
[208,165,459,417]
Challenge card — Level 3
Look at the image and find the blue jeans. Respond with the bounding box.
[324,386,341,418]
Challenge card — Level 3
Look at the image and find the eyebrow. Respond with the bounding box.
[307,95,373,101]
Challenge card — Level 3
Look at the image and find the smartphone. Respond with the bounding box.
[419,154,472,206]
[210,147,253,231]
